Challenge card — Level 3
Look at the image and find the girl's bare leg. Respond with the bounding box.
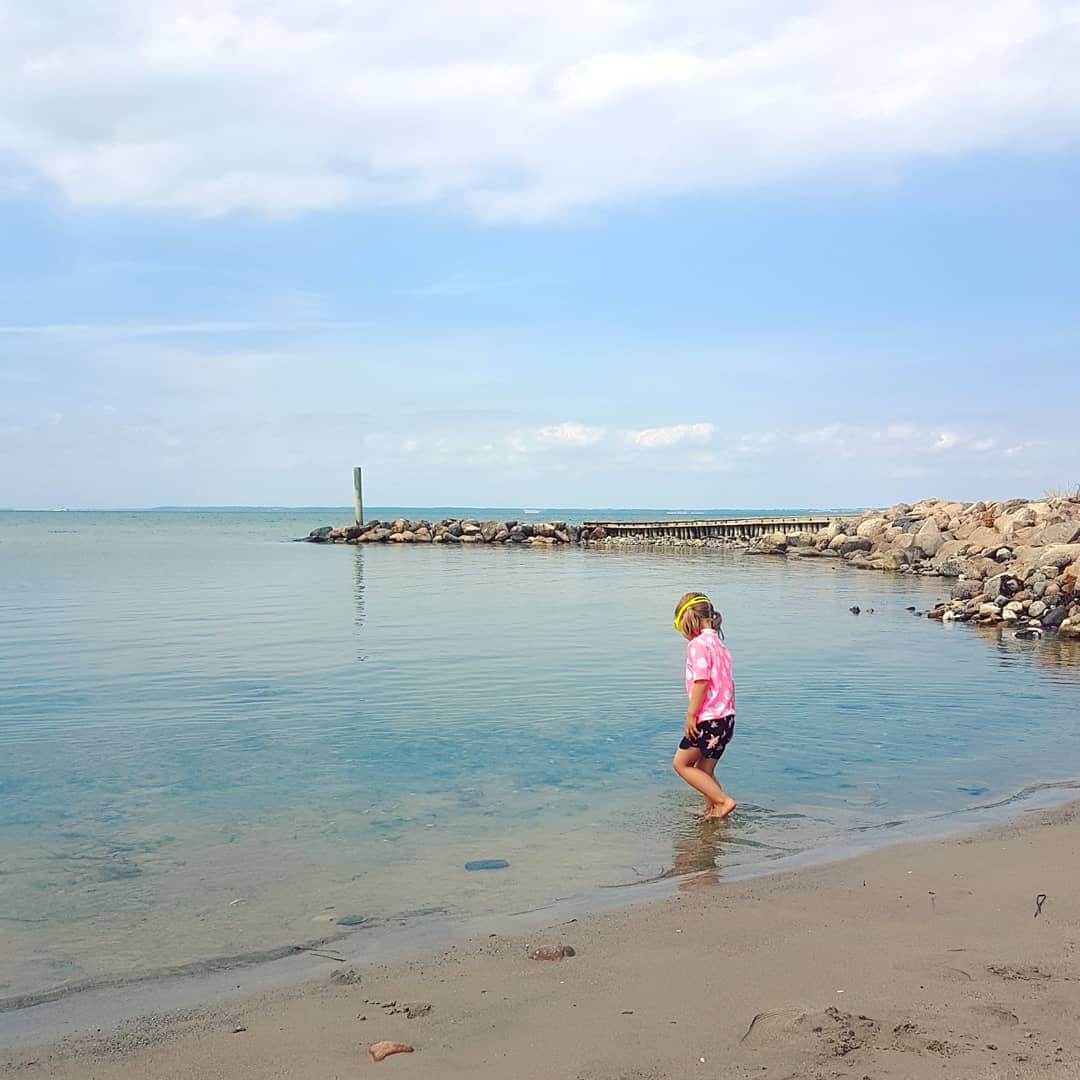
[696,756,718,813]
[673,748,736,818]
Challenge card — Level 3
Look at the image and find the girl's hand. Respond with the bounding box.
[685,680,708,741]
[684,713,700,740]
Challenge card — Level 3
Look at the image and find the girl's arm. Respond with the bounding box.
[685,680,708,740]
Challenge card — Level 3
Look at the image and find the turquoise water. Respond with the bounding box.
[2,508,1080,1004]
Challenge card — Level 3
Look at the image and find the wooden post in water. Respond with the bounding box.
[353,467,364,526]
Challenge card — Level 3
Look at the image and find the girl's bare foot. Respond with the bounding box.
[703,797,737,820]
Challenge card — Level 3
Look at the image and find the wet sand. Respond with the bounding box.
[6,801,1080,1079]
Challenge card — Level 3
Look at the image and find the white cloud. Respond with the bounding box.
[797,423,1015,458]
[533,421,606,447]
[734,431,778,453]
[624,422,715,448]
[507,421,607,453]
[2,1,1079,219]
[557,50,710,108]
[884,423,917,440]
[933,430,961,450]
[798,424,846,446]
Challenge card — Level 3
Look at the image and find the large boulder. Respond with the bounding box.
[1032,522,1080,546]
[880,549,910,571]
[839,536,872,556]
[997,505,1036,539]
[984,572,1021,599]
[753,531,789,554]
[914,516,944,558]
[960,524,1004,550]
[856,517,887,540]
[960,556,999,580]
[930,540,965,577]
[1035,544,1080,571]
[951,580,983,601]
[1043,606,1068,629]
[827,533,849,552]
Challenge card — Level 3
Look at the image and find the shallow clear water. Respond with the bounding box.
[2,508,1079,1003]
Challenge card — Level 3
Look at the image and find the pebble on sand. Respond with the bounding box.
[369,1041,414,1062]
[529,945,577,960]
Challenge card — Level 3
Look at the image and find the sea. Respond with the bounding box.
[2,507,1080,1023]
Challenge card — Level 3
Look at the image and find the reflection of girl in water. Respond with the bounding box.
[671,593,737,820]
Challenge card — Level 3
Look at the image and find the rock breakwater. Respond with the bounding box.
[305,498,1080,641]
[751,496,1080,639]
[306,517,581,546]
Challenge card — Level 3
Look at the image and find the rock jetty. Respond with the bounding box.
[306,518,581,546]
[305,498,1080,640]
[751,496,1080,638]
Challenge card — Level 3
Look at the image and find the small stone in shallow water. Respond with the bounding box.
[100,861,141,881]
[465,859,510,871]
[849,606,861,615]
[336,914,368,926]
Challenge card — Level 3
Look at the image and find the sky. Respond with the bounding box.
[2,0,1079,510]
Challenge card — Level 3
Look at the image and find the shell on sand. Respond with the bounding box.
[369,1041,414,1062]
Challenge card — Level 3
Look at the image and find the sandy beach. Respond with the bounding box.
[6,801,1080,1080]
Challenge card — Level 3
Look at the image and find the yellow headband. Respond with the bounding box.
[673,596,711,631]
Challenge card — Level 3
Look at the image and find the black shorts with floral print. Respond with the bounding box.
[678,715,735,760]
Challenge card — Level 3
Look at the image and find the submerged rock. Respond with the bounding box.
[465,859,510,871]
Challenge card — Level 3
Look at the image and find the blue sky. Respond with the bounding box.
[2,1,1079,509]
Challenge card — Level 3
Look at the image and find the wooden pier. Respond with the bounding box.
[581,514,852,542]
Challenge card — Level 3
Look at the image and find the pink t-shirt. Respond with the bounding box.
[684,629,735,720]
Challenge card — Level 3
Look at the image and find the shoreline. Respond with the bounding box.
[4,775,1079,1057]
[7,796,1080,1077]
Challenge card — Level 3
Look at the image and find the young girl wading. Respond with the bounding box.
[672,592,737,820]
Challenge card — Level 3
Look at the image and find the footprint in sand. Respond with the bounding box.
[987,963,1052,983]
[740,1006,879,1058]
[967,1004,1020,1027]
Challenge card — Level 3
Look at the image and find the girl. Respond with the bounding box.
[672,592,736,820]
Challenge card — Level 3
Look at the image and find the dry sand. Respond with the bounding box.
[6,803,1080,1079]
